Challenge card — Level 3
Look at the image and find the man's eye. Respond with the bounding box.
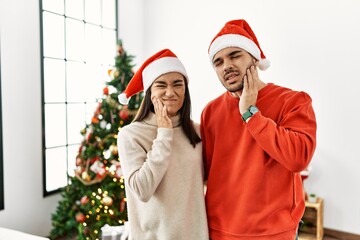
[214,61,222,67]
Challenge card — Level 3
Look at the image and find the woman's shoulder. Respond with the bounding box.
[118,121,150,137]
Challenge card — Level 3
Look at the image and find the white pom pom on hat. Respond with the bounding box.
[208,19,270,71]
[118,49,188,105]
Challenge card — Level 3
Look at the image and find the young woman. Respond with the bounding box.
[117,49,208,240]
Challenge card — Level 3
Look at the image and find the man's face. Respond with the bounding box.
[212,47,257,93]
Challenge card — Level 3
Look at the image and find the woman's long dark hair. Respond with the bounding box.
[133,76,201,148]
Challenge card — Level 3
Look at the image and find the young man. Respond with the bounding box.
[201,19,317,240]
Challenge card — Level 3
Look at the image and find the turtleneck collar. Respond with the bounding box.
[143,112,181,128]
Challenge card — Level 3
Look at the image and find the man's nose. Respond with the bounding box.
[223,59,233,73]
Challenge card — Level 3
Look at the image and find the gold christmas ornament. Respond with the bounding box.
[109,144,118,155]
[102,196,113,206]
[81,171,91,181]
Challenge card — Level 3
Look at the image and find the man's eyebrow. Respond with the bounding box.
[228,50,243,56]
[213,50,243,65]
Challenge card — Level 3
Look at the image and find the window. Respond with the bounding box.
[0,41,4,210]
[40,0,118,196]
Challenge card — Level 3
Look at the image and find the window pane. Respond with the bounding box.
[65,0,84,20]
[102,29,117,64]
[85,0,101,24]
[85,24,102,63]
[44,58,66,102]
[45,104,67,148]
[66,18,85,61]
[66,61,87,102]
[67,144,80,177]
[84,63,104,101]
[67,103,86,144]
[43,12,65,59]
[43,0,64,14]
[102,0,116,28]
[46,147,68,192]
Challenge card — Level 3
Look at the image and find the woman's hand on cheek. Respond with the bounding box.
[152,97,172,128]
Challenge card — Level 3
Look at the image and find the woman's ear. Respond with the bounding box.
[253,58,259,67]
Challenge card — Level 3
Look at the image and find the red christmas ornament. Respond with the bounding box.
[119,107,129,120]
[80,196,89,205]
[75,212,86,223]
[103,87,109,95]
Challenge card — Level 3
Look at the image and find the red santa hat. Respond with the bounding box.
[208,19,270,70]
[118,48,188,105]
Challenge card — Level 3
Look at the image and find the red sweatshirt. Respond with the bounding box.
[200,83,317,240]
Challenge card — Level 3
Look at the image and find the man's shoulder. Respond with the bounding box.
[267,83,311,98]
[203,92,227,109]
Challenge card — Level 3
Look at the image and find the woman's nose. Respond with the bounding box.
[165,87,175,97]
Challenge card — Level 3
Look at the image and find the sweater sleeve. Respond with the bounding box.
[246,92,317,172]
[117,127,173,202]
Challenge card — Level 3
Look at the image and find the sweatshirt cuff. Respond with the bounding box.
[245,112,263,135]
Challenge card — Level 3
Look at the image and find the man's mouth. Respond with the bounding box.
[225,72,239,82]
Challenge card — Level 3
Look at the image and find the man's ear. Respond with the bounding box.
[253,58,259,67]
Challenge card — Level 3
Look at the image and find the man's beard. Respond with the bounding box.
[225,79,244,93]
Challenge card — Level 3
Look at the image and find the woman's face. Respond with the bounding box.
[150,72,186,117]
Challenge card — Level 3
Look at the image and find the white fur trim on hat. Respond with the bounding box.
[258,59,270,70]
[142,57,188,92]
[209,34,261,64]
[118,93,130,105]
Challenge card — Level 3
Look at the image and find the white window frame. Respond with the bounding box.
[39,0,118,196]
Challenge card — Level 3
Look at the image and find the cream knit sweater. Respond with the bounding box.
[117,112,209,240]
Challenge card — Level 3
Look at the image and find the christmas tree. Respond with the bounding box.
[50,40,142,240]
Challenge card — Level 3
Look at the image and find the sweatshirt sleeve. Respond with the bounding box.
[117,127,173,202]
[246,92,317,172]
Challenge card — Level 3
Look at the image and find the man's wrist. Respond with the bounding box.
[241,105,259,122]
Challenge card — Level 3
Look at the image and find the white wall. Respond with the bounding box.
[119,0,360,235]
[0,0,61,237]
[118,0,145,67]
